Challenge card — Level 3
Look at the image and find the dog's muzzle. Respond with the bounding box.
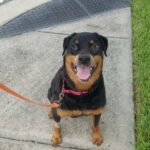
[73,54,94,82]
[78,55,90,66]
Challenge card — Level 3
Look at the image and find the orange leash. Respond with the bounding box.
[0,83,60,108]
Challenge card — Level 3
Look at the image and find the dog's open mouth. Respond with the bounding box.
[73,65,95,82]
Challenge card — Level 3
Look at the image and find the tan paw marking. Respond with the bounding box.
[51,134,62,146]
[91,126,103,146]
[51,127,62,146]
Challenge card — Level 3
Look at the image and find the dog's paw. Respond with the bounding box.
[91,127,103,146]
[51,134,62,146]
[92,133,103,146]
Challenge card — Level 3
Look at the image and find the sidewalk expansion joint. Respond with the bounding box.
[37,30,130,39]
[37,30,70,36]
[0,136,89,150]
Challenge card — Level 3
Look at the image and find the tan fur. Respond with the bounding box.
[65,54,103,91]
[91,125,103,146]
[83,107,105,115]
[57,107,105,118]
[51,126,62,146]
[48,109,52,119]
[57,109,82,117]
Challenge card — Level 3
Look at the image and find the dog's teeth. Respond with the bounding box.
[90,67,93,71]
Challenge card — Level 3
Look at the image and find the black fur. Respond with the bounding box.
[47,32,108,114]
[93,114,101,127]
[48,67,106,110]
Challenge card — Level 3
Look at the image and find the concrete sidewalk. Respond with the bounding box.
[0,0,49,27]
[0,7,134,150]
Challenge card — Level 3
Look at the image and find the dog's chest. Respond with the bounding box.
[60,92,102,110]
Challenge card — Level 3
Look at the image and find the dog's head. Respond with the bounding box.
[63,32,108,90]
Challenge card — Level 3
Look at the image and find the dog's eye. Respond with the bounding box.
[70,44,79,54]
[90,44,100,54]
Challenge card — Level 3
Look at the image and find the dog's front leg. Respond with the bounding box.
[51,108,62,146]
[91,114,103,146]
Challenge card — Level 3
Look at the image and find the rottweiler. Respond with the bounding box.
[47,32,108,146]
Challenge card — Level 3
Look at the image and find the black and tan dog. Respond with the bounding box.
[47,32,108,146]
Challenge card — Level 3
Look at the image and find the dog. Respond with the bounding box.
[47,32,108,146]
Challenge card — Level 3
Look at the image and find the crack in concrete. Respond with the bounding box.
[37,30,129,39]
[37,30,70,36]
[0,136,89,150]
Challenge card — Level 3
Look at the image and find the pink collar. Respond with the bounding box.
[62,80,89,96]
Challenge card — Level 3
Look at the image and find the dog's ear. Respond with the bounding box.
[94,33,108,56]
[62,33,76,56]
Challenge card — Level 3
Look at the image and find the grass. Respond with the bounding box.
[132,0,150,149]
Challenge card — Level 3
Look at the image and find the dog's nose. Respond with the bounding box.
[79,55,90,65]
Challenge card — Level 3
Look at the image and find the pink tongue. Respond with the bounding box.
[76,66,91,80]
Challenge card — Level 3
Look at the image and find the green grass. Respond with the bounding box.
[132,0,150,149]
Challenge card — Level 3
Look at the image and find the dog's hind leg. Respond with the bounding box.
[91,114,103,146]
[51,108,62,146]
